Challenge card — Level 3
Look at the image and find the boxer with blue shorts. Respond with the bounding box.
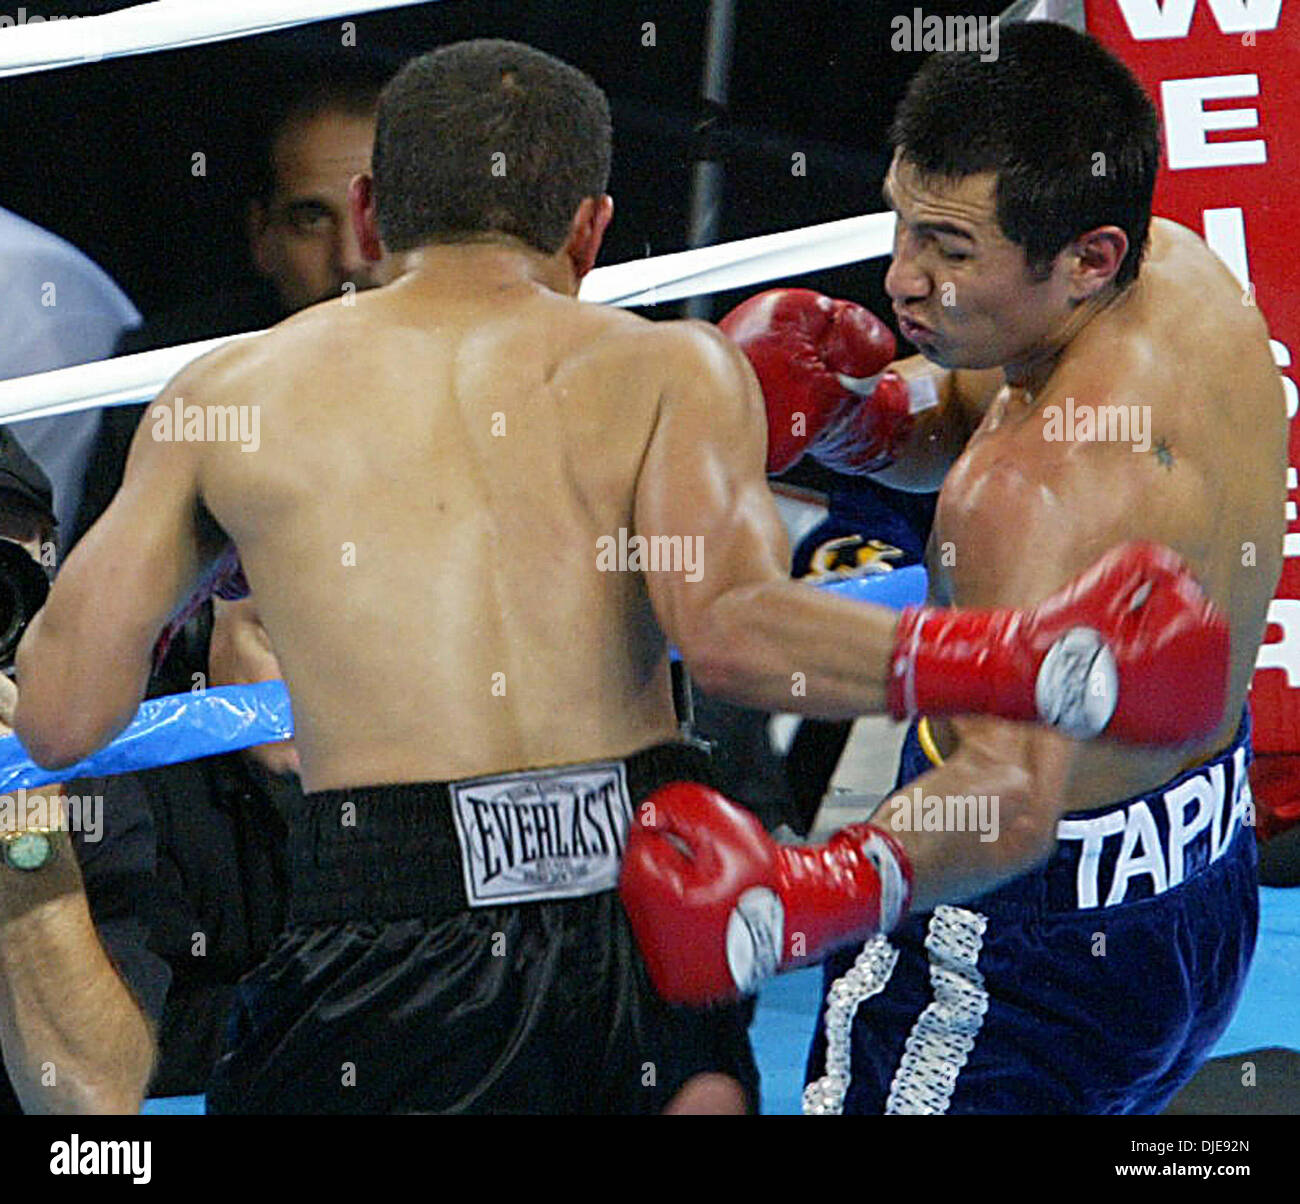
[616,27,1285,1122]
[805,713,1258,1114]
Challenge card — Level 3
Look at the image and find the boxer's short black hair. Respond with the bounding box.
[890,21,1160,288]
[373,40,612,255]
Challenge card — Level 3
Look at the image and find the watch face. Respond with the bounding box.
[4,832,51,871]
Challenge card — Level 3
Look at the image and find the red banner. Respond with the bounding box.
[1087,0,1300,751]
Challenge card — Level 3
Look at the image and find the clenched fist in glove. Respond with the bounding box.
[886,541,1230,745]
[620,782,912,1005]
[718,288,915,475]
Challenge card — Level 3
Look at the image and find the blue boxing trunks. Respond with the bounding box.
[206,742,759,1114]
[804,713,1258,1114]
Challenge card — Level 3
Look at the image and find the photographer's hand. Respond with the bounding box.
[0,675,154,1111]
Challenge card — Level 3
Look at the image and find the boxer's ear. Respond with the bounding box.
[1068,225,1128,300]
[348,172,384,264]
[565,194,614,282]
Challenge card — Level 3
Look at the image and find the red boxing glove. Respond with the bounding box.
[718,288,896,474]
[153,542,249,671]
[619,782,912,1005]
[887,541,1230,745]
[810,371,915,475]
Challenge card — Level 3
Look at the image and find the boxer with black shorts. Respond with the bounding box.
[16,38,1232,1114]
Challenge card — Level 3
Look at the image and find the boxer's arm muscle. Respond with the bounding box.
[882,716,1077,912]
[15,367,221,768]
[634,321,901,716]
[885,457,1143,910]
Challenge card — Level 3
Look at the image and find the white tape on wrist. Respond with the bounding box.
[835,370,940,417]
[898,608,926,718]
[905,373,941,415]
[725,886,785,995]
[860,829,910,933]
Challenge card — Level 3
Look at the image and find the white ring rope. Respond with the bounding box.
[582,211,895,308]
[0,0,435,79]
[0,211,896,424]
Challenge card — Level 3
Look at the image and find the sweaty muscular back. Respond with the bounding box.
[929,219,1287,805]
[196,270,681,791]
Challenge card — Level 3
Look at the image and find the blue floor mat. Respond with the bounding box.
[1209,885,1300,1055]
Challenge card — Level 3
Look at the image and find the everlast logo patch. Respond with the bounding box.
[451,763,632,904]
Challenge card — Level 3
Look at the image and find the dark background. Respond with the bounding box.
[0,0,1007,332]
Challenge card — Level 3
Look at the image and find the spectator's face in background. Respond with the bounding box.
[210,596,300,778]
[248,106,379,313]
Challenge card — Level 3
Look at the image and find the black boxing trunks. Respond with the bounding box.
[206,742,759,1114]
